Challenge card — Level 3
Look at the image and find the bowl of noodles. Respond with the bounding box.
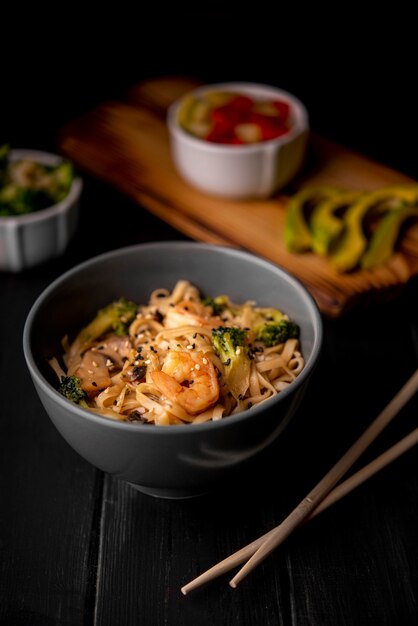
[23,241,322,498]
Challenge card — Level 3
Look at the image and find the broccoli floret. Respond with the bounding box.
[47,161,74,202]
[0,150,74,216]
[69,298,138,359]
[251,307,284,327]
[202,295,227,316]
[0,185,50,215]
[88,297,137,338]
[58,375,89,407]
[212,327,248,356]
[212,327,251,400]
[0,144,9,182]
[104,298,138,336]
[255,319,300,347]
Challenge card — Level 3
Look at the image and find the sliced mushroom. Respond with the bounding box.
[75,350,111,395]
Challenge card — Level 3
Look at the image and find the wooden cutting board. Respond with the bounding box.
[58,76,418,317]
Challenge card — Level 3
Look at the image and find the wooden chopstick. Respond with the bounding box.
[181,369,418,595]
[181,426,418,595]
[229,368,418,587]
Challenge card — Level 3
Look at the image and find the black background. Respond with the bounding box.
[2,9,418,626]
[2,9,418,179]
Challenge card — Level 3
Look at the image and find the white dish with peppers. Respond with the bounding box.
[167,82,309,200]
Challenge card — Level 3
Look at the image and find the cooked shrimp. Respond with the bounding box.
[164,300,224,329]
[151,349,220,414]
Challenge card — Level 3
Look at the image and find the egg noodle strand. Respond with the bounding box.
[52,281,305,425]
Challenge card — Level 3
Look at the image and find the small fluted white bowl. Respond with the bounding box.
[167,82,309,200]
[0,149,82,272]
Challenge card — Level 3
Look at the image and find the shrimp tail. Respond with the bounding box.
[151,371,182,397]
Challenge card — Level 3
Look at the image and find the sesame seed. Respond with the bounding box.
[125,341,130,348]
[138,407,146,414]
[195,363,201,370]
[145,359,151,365]
[186,344,193,350]
[106,359,113,367]
[88,370,94,374]
[202,357,208,365]
[92,360,98,367]
[104,388,110,394]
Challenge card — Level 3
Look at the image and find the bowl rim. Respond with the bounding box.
[167,81,309,154]
[23,241,323,435]
[0,148,83,225]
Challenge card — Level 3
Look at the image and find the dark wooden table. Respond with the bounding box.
[1,168,418,625]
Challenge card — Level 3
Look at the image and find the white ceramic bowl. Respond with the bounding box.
[167,82,309,200]
[0,149,83,272]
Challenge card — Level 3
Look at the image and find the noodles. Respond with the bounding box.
[53,281,305,426]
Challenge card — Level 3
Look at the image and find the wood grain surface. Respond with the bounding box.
[58,76,418,317]
[2,174,418,626]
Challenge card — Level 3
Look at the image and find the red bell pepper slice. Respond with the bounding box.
[204,94,292,144]
[212,95,253,128]
[248,112,289,140]
[272,100,290,123]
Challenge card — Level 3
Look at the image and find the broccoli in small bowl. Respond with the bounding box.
[0,144,74,217]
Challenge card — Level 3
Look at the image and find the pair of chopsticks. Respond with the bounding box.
[181,368,418,595]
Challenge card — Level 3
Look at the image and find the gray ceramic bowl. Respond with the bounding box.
[23,242,322,498]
